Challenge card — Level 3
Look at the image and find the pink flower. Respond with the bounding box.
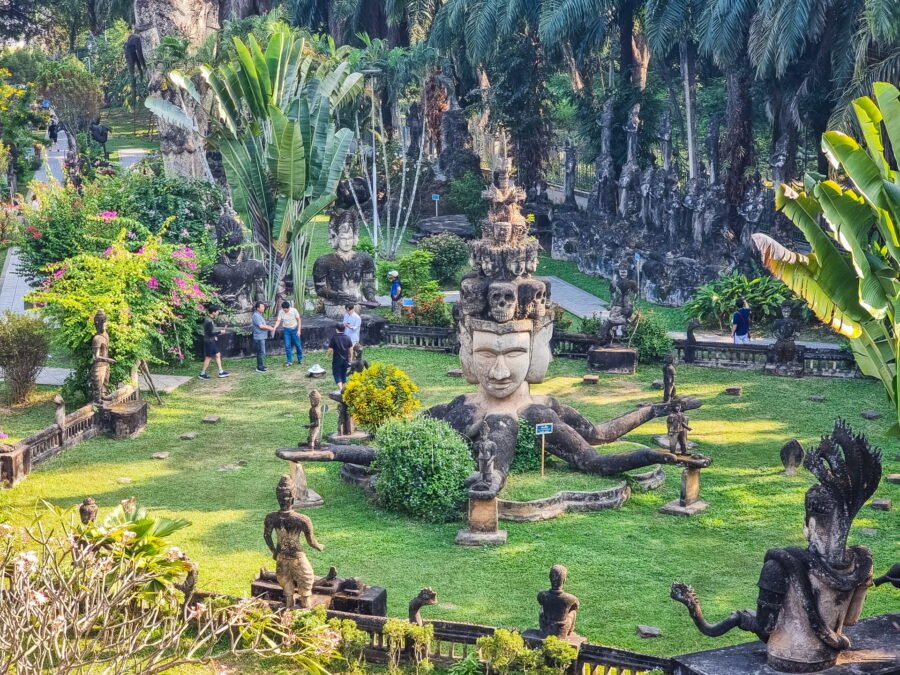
[174,277,188,291]
[98,211,118,221]
[0,431,8,440]
[103,247,114,256]
[147,277,159,290]
[52,267,66,279]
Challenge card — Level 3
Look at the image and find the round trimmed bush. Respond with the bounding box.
[374,417,474,522]
[343,363,420,431]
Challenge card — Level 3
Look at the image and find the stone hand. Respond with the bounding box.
[313,542,324,552]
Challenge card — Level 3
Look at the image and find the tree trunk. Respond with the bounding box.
[680,40,699,180]
[722,61,755,226]
[617,0,636,88]
[87,0,99,34]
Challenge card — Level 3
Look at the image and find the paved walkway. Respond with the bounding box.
[0,247,27,314]
[6,367,192,394]
[117,148,149,169]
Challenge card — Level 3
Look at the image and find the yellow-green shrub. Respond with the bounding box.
[343,363,420,431]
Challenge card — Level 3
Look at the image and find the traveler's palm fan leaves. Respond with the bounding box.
[753,82,900,432]
[145,22,361,259]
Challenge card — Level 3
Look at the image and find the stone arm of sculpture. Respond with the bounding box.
[670,582,767,641]
[552,397,701,445]
[263,514,279,560]
[521,401,710,476]
[361,258,379,305]
[304,416,320,430]
[299,514,325,552]
[311,258,332,300]
[276,446,378,465]
[92,341,117,364]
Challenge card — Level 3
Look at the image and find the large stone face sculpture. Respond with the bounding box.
[312,183,378,320]
[428,154,710,493]
[671,420,882,672]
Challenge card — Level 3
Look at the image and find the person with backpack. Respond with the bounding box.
[388,270,403,314]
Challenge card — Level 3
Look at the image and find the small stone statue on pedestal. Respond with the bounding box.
[771,303,799,365]
[303,390,323,449]
[474,438,497,492]
[666,400,692,455]
[596,263,637,347]
[263,475,324,609]
[523,564,583,646]
[328,390,369,443]
[662,353,676,403]
[672,420,882,672]
[350,347,369,375]
[91,310,116,404]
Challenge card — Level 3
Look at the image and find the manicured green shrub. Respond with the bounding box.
[448,171,488,233]
[627,310,673,362]
[0,311,49,404]
[578,312,603,335]
[511,418,539,473]
[343,363,421,431]
[397,281,452,327]
[374,417,473,522]
[685,273,789,329]
[419,233,470,284]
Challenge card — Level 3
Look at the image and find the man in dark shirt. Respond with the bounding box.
[731,297,752,344]
[199,304,230,380]
[326,325,354,391]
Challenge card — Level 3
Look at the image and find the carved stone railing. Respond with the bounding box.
[0,385,143,488]
[383,324,457,351]
[675,339,860,378]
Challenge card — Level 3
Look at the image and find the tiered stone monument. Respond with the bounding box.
[671,420,882,673]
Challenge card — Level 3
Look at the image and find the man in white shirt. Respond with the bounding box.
[273,300,303,366]
[342,303,362,348]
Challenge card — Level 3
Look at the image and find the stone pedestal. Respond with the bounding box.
[764,363,804,378]
[327,430,371,444]
[0,446,29,487]
[660,467,708,516]
[456,494,507,545]
[588,347,637,374]
[289,461,324,508]
[106,400,149,438]
[671,613,900,675]
[250,569,387,616]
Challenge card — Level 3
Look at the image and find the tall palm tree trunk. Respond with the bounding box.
[680,40,699,180]
[722,60,754,228]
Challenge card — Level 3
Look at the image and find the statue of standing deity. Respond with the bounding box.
[263,475,324,609]
[91,310,116,404]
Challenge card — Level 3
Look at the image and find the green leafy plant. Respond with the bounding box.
[383,618,408,673]
[447,652,481,675]
[578,312,603,335]
[540,635,578,672]
[684,273,789,330]
[552,304,572,332]
[627,311,674,362]
[419,233,470,284]
[343,363,420,431]
[377,249,435,297]
[753,82,900,430]
[0,312,49,404]
[448,171,488,234]
[511,418,539,473]
[151,23,361,306]
[397,280,452,327]
[374,416,473,522]
[26,228,215,402]
[476,629,534,675]
[35,57,102,136]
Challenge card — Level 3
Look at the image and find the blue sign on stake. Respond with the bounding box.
[535,423,554,435]
[431,194,440,200]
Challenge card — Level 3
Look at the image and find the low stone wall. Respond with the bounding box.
[676,339,860,378]
[0,385,143,488]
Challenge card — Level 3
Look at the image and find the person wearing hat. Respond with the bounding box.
[252,301,276,372]
[198,303,230,380]
[388,270,403,314]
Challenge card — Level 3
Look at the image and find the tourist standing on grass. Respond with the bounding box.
[273,300,303,367]
[342,303,361,348]
[252,301,276,372]
[326,324,354,391]
[48,119,58,148]
[198,304,230,380]
[732,297,752,344]
[388,270,402,314]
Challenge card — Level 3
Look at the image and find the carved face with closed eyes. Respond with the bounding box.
[472,330,531,400]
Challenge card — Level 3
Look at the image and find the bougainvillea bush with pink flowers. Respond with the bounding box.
[26,225,216,401]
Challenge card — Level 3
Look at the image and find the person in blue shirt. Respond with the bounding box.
[731,297,752,344]
[388,270,402,314]
[251,301,276,372]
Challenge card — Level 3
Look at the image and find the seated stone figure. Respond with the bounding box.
[208,214,266,325]
[671,420,881,673]
[312,209,378,320]
[537,564,580,640]
[770,302,798,364]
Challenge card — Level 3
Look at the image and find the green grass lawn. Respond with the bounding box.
[102,105,160,159]
[0,347,896,667]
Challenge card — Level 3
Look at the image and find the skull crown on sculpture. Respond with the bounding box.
[456,146,553,388]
